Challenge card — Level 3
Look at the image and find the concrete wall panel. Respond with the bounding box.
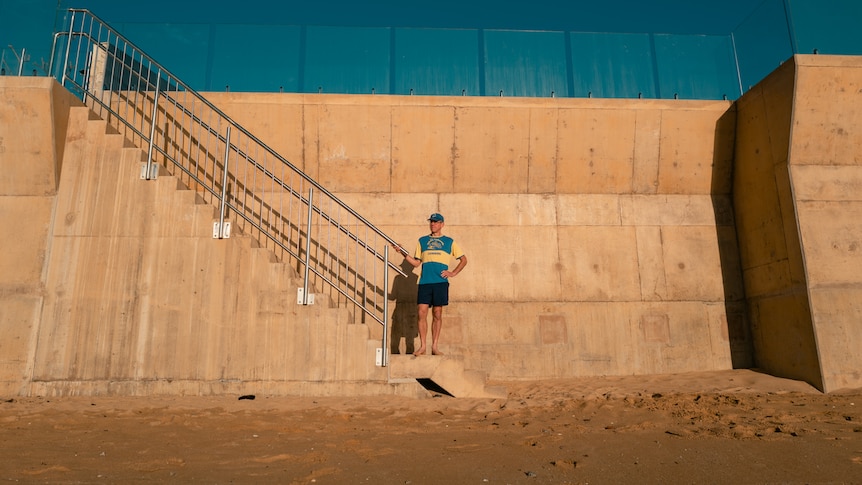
[748,292,821,387]
[732,56,822,389]
[660,226,727,301]
[791,165,862,201]
[787,56,862,391]
[809,287,862,391]
[392,105,456,193]
[0,197,53,287]
[3,77,757,395]
[317,104,393,191]
[441,193,558,227]
[620,194,722,226]
[733,97,791,269]
[556,108,637,193]
[526,108,559,193]
[454,107,531,193]
[203,93,306,172]
[792,58,862,166]
[761,62,795,166]
[797,200,862,286]
[0,78,61,196]
[558,226,642,301]
[657,109,734,194]
[632,110,662,194]
[0,295,41,393]
[557,194,621,226]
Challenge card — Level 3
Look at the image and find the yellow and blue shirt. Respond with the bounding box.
[414,235,464,285]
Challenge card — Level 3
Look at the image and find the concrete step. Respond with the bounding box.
[388,354,507,399]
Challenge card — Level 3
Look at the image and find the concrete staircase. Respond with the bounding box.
[388,354,507,398]
[43,105,504,399]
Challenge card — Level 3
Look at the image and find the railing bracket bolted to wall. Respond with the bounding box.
[140,163,158,180]
[296,288,315,305]
[212,221,231,239]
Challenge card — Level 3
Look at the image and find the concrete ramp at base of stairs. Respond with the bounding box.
[388,355,507,399]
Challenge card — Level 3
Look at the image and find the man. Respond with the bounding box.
[393,213,467,356]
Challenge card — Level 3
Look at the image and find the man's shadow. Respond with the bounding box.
[389,259,418,354]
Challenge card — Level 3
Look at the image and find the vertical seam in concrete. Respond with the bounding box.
[554,107,561,195]
[301,101,306,175]
[657,225,666,301]
[631,110,639,193]
[655,110,664,193]
[451,106,458,193]
[554,197,564,293]
[526,107,533,193]
[389,105,393,193]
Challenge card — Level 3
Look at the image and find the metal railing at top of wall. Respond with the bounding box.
[50,9,406,366]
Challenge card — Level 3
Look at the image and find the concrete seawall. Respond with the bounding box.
[1,54,861,395]
[203,85,748,381]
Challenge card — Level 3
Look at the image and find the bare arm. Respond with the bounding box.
[441,255,467,279]
[392,243,422,268]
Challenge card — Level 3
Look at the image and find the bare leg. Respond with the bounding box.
[414,303,429,356]
[431,306,444,355]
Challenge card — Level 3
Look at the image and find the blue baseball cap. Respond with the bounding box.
[428,213,444,222]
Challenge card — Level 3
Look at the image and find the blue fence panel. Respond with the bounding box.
[394,28,480,96]
[732,0,793,93]
[117,23,210,89]
[303,26,390,95]
[209,24,301,93]
[570,32,656,98]
[787,0,862,55]
[653,34,740,100]
[484,29,568,98]
[21,2,862,99]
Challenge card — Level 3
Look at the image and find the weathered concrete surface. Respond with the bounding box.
[207,91,749,382]
[789,55,862,392]
[1,78,427,397]
[29,107,402,397]
[6,53,862,396]
[733,55,862,392]
[733,59,821,389]
[0,78,77,395]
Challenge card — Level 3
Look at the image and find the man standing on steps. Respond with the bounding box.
[393,213,467,356]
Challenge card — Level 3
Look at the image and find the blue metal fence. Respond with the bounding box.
[4,0,862,99]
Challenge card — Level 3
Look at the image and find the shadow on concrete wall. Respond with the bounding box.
[388,259,419,354]
[712,106,754,369]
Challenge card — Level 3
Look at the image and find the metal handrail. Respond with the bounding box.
[50,9,404,364]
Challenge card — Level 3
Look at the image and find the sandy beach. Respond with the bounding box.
[2,369,861,484]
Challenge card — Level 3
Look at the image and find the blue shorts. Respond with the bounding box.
[417,282,449,307]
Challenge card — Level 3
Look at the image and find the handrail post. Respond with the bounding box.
[143,71,161,180]
[216,126,231,239]
[300,188,314,305]
[382,245,390,366]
